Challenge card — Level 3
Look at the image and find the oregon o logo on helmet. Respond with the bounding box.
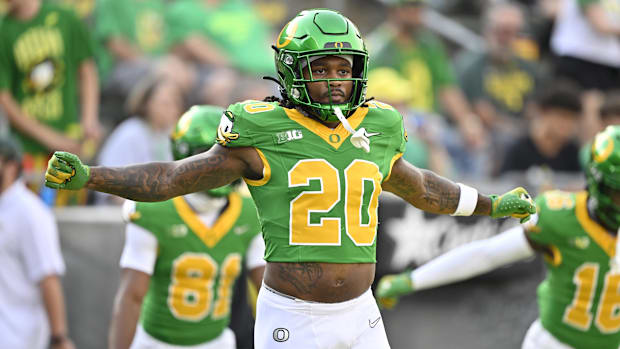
[273,328,290,342]
[276,18,301,48]
[593,133,614,163]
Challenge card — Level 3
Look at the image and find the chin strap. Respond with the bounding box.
[334,107,371,153]
[612,227,620,274]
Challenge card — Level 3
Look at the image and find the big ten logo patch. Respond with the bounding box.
[275,130,303,144]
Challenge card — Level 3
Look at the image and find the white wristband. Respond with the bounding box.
[451,183,478,216]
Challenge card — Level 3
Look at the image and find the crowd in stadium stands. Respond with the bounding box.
[1,0,619,207]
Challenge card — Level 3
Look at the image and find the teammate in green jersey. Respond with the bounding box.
[108,106,265,349]
[377,125,620,349]
[45,9,536,349]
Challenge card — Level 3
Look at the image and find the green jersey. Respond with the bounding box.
[0,2,94,155]
[94,0,168,82]
[128,192,261,345]
[217,100,406,263]
[528,190,620,349]
[166,0,273,75]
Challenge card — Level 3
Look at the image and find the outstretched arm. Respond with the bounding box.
[376,226,535,308]
[383,158,535,220]
[383,158,491,215]
[46,145,262,202]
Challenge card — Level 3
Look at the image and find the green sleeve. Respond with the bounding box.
[526,192,575,246]
[67,9,95,64]
[94,0,122,41]
[0,28,12,91]
[165,1,203,45]
[396,110,407,154]
[216,102,259,148]
[425,36,456,88]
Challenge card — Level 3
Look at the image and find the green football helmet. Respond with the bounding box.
[274,9,369,122]
[170,105,232,197]
[586,125,620,231]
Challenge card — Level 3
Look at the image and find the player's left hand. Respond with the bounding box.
[375,271,414,309]
[490,187,537,223]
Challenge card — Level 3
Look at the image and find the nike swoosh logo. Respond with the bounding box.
[369,316,381,328]
[366,132,381,137]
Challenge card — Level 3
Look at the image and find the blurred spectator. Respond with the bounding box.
[457,2,538,140]
[551,0,620,90]
[96,76,184,205]
[579,89,620,167]
[0,0,101,204]
[0,136,74,349]
[167,0,274,76]
[499,81,582,175]
[52,0,96,23]
[368,0,487,153]
[94,0,193,99]
[599,90,620,127]
[367,67,453,176]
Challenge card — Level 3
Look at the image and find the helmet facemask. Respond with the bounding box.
[274,9,369,122]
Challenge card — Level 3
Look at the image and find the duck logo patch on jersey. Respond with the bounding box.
[217,111,239,145]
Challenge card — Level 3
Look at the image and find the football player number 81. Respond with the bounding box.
[168,253,241,321]
[289,159,383,246]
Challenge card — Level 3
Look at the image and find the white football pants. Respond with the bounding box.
[522,319,575,349]
[255,284,391,349]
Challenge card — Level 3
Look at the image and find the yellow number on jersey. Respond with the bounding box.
[563,263,598,330]
[212,254,242,319]
[168,252,241,321]
[563,263,620,333]
[169,253,217,321]
[288,159,383,246]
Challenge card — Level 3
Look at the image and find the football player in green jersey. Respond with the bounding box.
[45,9,536,349]
[377,125,620,349]
[108,105,265,349]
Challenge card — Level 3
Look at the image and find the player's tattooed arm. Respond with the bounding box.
[383,158,492,215]
[276,263,324,295]
[87,145,261,202]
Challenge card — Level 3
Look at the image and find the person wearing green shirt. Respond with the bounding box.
[94,0,188,97]
[0,0,101,196]
[109,105,265,349]
[369,0,486,153]
[167,0,274,76]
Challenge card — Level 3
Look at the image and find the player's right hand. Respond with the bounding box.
[45,151,90,190]
[375,271,414,309]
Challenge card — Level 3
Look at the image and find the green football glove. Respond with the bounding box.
[45,151,90,190]
[490,187,536,223]
[375,271,414,309]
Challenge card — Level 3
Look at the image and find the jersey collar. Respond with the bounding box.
[283,107,369,150]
